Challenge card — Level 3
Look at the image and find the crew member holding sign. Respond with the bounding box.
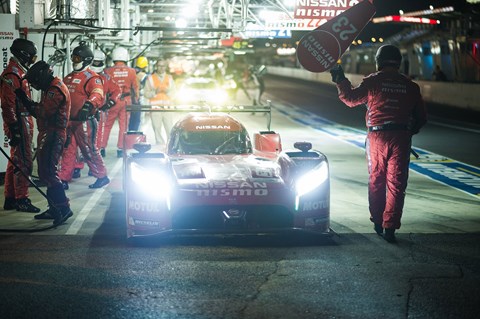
[296,0,376,73]
[330,45,427,243]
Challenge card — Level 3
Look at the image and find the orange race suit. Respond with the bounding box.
[144,72,175,145]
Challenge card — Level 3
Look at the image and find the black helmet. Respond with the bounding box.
[25,61,54,91]
[10,38,38,68]
[375,45,402,70]
[71,42,94,71]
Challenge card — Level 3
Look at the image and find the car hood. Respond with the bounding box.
[171,154,285,185]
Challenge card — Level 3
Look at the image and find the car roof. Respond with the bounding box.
[175,112,245,132]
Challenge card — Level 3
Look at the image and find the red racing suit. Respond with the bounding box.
[0,58,35,200]
[58,69,106,182]
[31,77,71,208]
[96,71,121,150]
[103,62,139,150]
[336,70,427,230]
[75,71,121,170]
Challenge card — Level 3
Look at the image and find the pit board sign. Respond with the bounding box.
[296,0,376,73]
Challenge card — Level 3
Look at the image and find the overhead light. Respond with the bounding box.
[373,15,441,24]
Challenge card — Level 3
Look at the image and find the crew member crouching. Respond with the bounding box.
[15,61,73,225]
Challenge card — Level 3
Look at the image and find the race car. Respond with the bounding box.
[123,105,330,240]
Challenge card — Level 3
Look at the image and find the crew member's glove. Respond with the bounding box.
[408,118,420,135]
[100,99,115,111]
[77,101,94,121]
[8,124,21,147]
[330,65,346,84]
[14,88,35,111]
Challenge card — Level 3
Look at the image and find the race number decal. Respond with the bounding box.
[297,0,376,73]
[331,16,358,41]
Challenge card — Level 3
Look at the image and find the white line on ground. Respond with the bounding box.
[65,158,123,235]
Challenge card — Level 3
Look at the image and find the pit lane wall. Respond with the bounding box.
[267,66,480,112]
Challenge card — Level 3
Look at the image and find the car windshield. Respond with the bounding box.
[170,129,252,155]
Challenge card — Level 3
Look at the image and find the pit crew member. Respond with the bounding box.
[90,49,121,158]
[330,44,427,243]
[0,38,40,213]
[58,43,110,189]
[144,59,176,145]
[15,61,73,225]
[103,46,139,157]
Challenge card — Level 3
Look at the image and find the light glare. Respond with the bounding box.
[296,161,328,197]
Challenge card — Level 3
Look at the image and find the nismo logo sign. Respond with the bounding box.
[195,181,268,196]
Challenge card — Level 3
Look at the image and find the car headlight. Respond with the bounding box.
[130,162,170,199]
[295,161,329,197]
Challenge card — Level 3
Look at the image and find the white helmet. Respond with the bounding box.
[91,49,106,73]
[111,47,129,62]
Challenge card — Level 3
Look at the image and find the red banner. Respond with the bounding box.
[294,0,367,19]
[296,0,376,73]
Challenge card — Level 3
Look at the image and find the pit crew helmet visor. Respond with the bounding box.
[71,43,94,71]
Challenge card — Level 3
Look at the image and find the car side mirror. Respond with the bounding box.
[294,142,312,152]
[133,142,151,153]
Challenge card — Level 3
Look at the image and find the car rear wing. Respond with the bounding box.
[126,101,273,130]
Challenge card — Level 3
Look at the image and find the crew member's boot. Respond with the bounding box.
[374,223,384,236]
[35,188,59,220]
[3,197,16,210]
[89,176,110,189]
[384,228,396,243]
[40,185,73,226]
[16,198,41,213]
[72,168,81,179]
[53,206,73,226]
